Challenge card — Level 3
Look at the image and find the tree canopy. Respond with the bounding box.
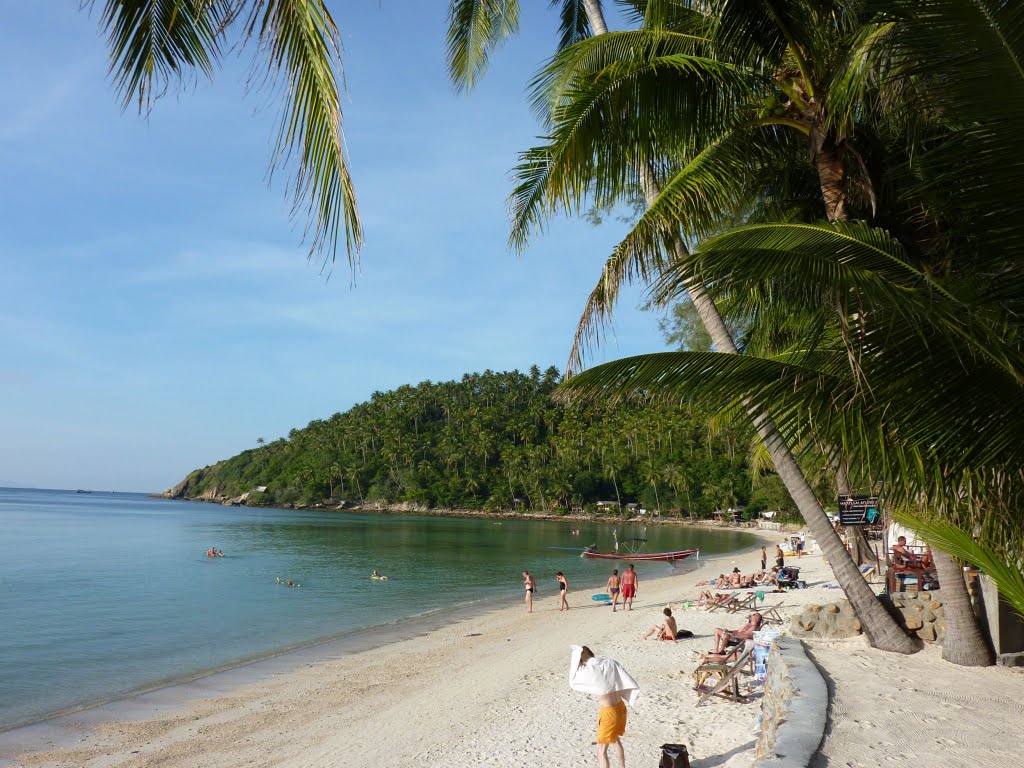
[170,367,764,515]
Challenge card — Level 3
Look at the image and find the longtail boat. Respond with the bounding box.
[580,533,699,563]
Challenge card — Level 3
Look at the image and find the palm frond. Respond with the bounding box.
[526,29,722,126]
[247,0,362,270]
[896,511,1024,621]
[98,0,228,111]
[552,0,591,50]
[446,0,521,91]
[871,0,1024,258]
[510,34,759,251]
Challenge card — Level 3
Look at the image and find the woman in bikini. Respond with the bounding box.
[523,571,537,613]
[606,569,621,612]
[556,571,569,611]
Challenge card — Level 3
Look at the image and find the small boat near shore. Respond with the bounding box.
[581,544,699,563]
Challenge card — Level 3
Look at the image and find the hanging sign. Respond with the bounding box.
[838,495,881,526]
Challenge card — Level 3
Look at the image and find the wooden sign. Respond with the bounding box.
[838,495,881,526]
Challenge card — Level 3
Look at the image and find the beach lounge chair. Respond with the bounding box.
[725,592,763,614]
[694,645,755,705]
[704,592,736,612]
[758,604,787,627]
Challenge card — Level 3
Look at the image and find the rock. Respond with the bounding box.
[929,601,943,609]
[918,624,937,642]
[836,617,862,632]
[825,604,841,614]
[806,604,823,613]
[911,603,925,612]
[798,619,817,632]
[903,616,924,630]
[921,610,936,623]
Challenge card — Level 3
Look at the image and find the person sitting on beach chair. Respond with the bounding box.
[711,612,762,655]
[698,639,748,665]
[891,536,923,568]
[642,607,678,641]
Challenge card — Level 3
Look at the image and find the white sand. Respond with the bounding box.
[809,639,1024,768]
[10,532,1024,768]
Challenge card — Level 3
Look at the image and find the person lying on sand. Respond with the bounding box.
[642,607,678,641]
[712,612,762,654]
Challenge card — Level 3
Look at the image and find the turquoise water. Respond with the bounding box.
[0,487,754,729]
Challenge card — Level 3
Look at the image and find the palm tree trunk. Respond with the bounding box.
[582,1,608,34]
[583,2,914,653]
[932,549,994,666]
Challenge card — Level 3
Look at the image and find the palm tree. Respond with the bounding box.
[90,0,361,270]
[547,1,1024,664]
[448,0,917,653]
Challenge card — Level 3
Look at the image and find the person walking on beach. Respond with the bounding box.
[606,569,621,612]
[569,645,639,768]
[775,544,785,569]
[523,571,537,613]
[620,564,638,611]
[556,571,570,611]
[760,545,767,570]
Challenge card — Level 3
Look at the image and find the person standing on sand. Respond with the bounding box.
[775,544,785,569]
[606,569,621,612]
[556,571,570,611]
[569,645,639,768]
[620,564,638,610]
[760,545,767,570]
[523,571,537,613]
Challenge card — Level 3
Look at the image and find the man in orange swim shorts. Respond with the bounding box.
[572,646,636,768]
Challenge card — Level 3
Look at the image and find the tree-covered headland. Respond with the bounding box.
[169,366,801,516]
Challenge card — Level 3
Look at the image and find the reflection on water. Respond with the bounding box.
[0,487,754,728]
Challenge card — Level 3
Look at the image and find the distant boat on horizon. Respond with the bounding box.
[76,489,93,494]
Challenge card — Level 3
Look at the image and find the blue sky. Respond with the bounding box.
[0,2,668,492]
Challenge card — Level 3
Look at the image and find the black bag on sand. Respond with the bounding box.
[659,743,690,768]
[675,629,693,639]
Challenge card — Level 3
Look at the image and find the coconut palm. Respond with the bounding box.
[544,1,1024,664]
[449,0,918,652]
[91,0,361,270]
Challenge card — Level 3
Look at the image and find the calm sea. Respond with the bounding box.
[0,487,754,729]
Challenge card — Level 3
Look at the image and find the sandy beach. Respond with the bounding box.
[7,532,1024,768]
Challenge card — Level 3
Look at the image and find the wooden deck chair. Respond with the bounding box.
[758,604,787,627]
[695,645,756,705]
[705,592,736,612]
[725,592,761,614]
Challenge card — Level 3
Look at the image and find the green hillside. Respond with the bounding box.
[169,367,767,515]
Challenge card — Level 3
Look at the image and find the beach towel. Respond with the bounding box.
[568,646,640,705]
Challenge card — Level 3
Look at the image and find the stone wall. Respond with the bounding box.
[889,591,945,643]
[754,637,828,768]
[789,600,863,639]
[789,593,946,644]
